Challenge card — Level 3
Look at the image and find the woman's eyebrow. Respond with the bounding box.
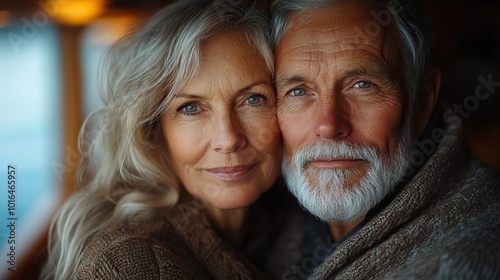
[236,81,273,94]
[174,93,204,100]
[174,81,272,100]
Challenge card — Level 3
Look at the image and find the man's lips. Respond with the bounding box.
[204,164,256,182]
[306,159,366,169]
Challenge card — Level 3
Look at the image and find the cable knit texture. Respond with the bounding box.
[309,120,500,279]
[76,195,265,280]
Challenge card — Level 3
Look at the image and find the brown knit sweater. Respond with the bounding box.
[76,196,267,279]
[301,118,500,279]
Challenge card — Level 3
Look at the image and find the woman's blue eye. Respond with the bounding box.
[290,88,306,96]
[179,103,198,114]
[354,81,373,89]
[246,94,265,105]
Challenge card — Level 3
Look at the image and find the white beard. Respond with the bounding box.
[282,123,414,222]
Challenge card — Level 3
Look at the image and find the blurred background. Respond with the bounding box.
[0,0,499,279]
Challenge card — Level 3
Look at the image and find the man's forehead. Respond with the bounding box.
[280,3,387,48]
[275,2,402,80]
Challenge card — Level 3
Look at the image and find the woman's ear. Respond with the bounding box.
[414,67,441,137]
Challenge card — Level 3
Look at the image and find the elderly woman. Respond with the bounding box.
[41,0,285,278]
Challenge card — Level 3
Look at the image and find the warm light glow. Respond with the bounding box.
[84,16,137,45]
[0,10,10,28]
[53,0,107,26]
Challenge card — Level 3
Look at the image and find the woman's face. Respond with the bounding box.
[160,31,282,209]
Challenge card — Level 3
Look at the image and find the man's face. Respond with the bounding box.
[276,3,413,221]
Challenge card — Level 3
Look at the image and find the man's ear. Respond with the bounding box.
[414,67,441,137]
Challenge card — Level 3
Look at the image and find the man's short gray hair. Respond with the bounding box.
[271,0,434,107]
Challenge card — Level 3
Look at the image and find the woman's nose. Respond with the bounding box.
[210,113,247,153]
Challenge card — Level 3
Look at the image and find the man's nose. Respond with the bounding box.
[210,112,247,153]
[314,95,351,140]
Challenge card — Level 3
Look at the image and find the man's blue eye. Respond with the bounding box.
[354,81,373,89]
[290,88,306,96]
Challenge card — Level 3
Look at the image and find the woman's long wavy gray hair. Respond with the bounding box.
[42,1,273,278]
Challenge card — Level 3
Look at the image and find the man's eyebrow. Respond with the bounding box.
[275,75,309,89]
[345,62,392,79]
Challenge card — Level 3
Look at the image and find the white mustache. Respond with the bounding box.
[291,141,380,171]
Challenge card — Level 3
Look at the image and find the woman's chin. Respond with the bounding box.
[206,192,262,210]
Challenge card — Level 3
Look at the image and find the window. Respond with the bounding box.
[0,23,62,276]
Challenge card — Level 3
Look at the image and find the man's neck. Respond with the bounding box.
[328,216,365,241]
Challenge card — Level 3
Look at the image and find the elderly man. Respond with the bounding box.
[271,0,500,279]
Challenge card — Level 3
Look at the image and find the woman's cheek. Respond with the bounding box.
[243,111,280,151]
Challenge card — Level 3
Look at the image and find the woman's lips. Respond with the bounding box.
[204,164,256,182]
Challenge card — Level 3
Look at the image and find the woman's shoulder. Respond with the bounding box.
[76,213,211,280]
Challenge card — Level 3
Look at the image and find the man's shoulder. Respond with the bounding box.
[76,214,210,279]
[440,160,500,254]
[389,212,500,280]
[397,159,500,279]
[427,157,500,234]
[455,158,500,206]
[469,159,500,188]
